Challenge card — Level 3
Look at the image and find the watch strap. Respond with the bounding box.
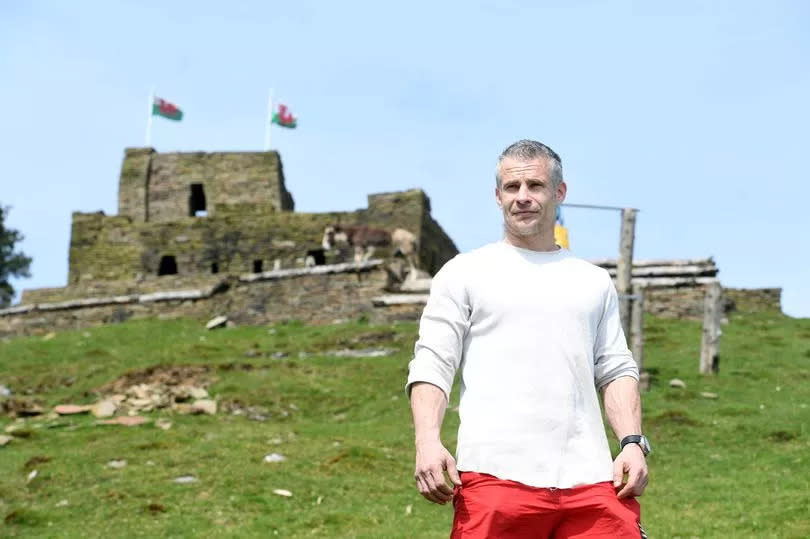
[620,435,645,453]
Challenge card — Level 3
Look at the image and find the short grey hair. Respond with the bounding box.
[495,139,563,188]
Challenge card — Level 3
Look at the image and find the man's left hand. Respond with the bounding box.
[613,444,648,498]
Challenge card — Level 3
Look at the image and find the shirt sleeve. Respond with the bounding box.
[593,272,639,389]
[405,257,471,402]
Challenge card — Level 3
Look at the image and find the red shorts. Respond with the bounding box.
[452,472,645,538]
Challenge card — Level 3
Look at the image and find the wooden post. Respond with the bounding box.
[630,285,649,391]
[700,281,722,374]
[616,209,637,339]
[630,285,644,369]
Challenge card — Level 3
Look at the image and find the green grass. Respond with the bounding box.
[0,312,809,538]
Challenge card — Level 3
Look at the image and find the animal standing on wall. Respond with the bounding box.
[322,225,419,271]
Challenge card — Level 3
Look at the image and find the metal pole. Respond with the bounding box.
[145,86,155,148]
[264,88,273,151]
[562,203,638,212]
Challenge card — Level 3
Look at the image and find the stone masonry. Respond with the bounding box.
[18,148,458,305]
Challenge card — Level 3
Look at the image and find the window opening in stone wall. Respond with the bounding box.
[158,255,178,276]
[253,260,263,273]
[306,248,326,266]
[189,183,207,217]
[211,262,219,274]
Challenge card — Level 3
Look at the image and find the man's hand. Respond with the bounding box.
[613,443,648,498]
[414,439,462,504]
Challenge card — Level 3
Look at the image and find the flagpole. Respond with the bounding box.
[145,86,155,148]
[264,88,273,151]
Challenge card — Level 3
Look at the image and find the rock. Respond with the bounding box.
[55,499,69,507]
[189,387,208,400]
[263,453,287,463]
[172,475,198,484]
[172,403,194,415]
[98,416,148,427]
[272,489,292,497]
[42,333,56,341]
[107,459,127,469]
[191,399,217,415]
[155,418,173,430]
[26,470,38,483]
[0,434,12,446]
[206,316,228,330]
[399,277,432,293]
[669,379,686,389]
[128,398,153,409]
[0,385,11,397]
[53,404,92,415]
[700,392,718,399]
[2,399,44,417]
[91,400,117,418]
[328,348,396,358]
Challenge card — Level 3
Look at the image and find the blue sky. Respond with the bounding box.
[1,1,808,317]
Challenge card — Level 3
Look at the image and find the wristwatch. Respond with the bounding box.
[620,434,651,456]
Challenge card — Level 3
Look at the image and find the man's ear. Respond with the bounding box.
[555,181,567,204]
[495,186,502,207]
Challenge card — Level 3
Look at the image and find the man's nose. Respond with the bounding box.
[517,184,531,201]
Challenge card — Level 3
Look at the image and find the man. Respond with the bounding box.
[407,140,650,538]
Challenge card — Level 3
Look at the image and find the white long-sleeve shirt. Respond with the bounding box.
[406,241,639,489]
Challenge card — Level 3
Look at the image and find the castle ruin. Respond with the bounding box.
[0,148,458,335]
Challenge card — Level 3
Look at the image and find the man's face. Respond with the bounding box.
[495,157,567,238]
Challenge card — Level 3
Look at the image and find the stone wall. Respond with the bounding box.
[67,212,142,285]
[366,189,458,275]
[117,148,153,222]
[636,285,783,320]
[724,287,782,314]
[3,263,396,337]
[642,285,711,319]
[38,186,457,303]
[117,149,294,224]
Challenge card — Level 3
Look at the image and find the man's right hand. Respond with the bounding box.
[414,440,462,504]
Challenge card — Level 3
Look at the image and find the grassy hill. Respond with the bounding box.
[0,311,808,538]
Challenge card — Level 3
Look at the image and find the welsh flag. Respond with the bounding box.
[152,97,183,121]
[271,104,297,128]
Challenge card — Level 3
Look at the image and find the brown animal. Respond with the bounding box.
[322,225,419,271]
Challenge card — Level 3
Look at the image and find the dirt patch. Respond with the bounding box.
[23,455,50,471]
[0,398,44,418]
[95,365,212,395]
[648,409,702,427]
[338,330,398,347]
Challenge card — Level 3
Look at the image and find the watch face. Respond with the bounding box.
[640,436,651,455]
